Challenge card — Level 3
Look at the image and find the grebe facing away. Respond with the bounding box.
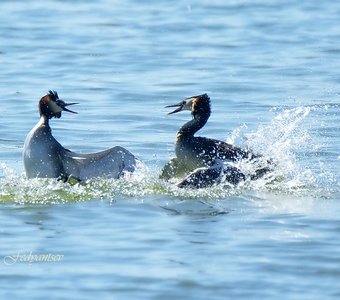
[23,90,138,181]
[161,93,272,188]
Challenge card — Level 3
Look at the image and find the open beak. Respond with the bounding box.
[58,101,79,114]
[165,101,185,115]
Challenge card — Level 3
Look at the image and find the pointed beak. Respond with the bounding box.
[60,101,79,114]
[165,101,185,115]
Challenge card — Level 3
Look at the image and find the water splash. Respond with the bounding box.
[0,162,239,204]
[0,106,337,204]
[247,107,313,186]
[234,105,337,197]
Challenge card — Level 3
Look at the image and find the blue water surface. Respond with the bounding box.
[0,0,339,299]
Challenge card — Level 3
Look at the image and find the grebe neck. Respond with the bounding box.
[177,113,209,139]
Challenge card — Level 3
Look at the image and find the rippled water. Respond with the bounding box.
[0,0,339,299]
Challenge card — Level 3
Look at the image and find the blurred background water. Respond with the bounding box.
[0,0,339,299]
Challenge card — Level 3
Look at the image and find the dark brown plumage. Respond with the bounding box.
[161,93,272,187]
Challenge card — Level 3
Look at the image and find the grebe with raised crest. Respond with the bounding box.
[23,90,138,181]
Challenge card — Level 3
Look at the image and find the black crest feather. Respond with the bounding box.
[192,93,211,119]
[48,90,59,101]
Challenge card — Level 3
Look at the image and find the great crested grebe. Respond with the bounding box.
[161,93,272,188]
[23,90,138,181]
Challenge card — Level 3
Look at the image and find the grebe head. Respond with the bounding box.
[39,90,78,119]
[166,93,211,118]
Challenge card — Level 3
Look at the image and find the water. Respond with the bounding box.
[0,0,339,299]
